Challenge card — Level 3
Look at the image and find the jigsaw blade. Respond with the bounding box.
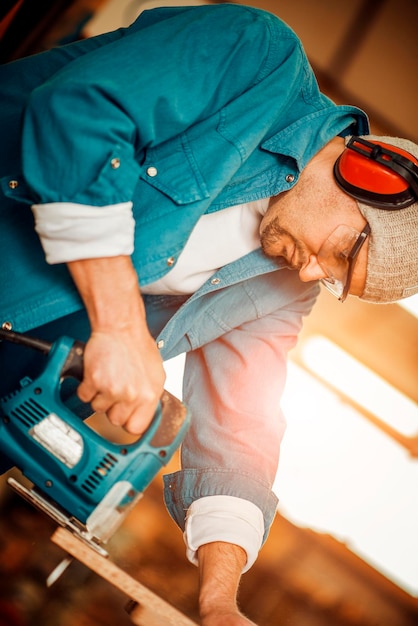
[46,556,73,587]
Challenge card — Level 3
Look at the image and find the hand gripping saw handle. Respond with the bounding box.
[0,328,190,546]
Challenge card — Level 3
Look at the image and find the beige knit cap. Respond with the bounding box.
[351,135,418,304]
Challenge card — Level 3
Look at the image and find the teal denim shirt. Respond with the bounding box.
[0,4,369,539]
[147,252,320,540]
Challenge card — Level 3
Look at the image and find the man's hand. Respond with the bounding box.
[78,326,165,434]
[67,255,165,434]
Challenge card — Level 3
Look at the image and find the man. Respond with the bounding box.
[0,4,417,625]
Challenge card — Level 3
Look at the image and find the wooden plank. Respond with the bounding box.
[51,527,197,626]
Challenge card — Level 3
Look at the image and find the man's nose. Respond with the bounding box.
[298,255,328,282]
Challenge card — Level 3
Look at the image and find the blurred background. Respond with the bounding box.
[0,1,417,625]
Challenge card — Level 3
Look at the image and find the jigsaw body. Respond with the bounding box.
[0,330,190,550]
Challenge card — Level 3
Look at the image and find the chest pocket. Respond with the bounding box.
[138,131,210,205]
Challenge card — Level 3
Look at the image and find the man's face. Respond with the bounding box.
[259,178,369,299]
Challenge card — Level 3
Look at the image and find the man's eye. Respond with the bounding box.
[337,249,349,261]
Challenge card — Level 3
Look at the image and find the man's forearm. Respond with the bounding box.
[198,542,257,626]
[67,255,145,331]
[67,255,165,434]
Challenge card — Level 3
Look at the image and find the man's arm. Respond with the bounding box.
[67,255,165,434]
[163,271,319,622]
[198,542,257,626]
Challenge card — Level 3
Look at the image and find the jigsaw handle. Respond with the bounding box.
[61,340,84,381]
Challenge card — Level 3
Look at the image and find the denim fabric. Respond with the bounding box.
[155,260,320,541]
[0,4,368,331]
[0,4,368,536]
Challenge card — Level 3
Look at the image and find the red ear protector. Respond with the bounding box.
[334,136,418,210]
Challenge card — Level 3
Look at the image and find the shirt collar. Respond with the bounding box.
[261,105,369,171]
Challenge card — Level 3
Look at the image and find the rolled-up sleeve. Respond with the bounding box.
[163,274,319,562]
[32,201,135,263]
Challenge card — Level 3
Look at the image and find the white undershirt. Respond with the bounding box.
[141,198,269,294]
[32,199,269,295]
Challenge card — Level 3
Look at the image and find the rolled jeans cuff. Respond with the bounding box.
[184,495,264,573]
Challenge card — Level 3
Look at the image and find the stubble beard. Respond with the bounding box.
[260,217,308,269]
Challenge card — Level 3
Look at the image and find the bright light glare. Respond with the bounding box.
[398,293,418,318]
[163,354,186,399]
[162,352,418,595]
[301,336,418,437]
[276,360,418,596]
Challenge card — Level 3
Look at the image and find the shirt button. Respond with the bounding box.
[111,158,121,169]
[285,174,295,183]
[8,180,19,189]
[166,256,175,266]
[146,166,158,177]
[211,277,221,285]
[157,340,165,349]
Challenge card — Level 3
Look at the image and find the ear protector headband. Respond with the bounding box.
[334,136,418,210]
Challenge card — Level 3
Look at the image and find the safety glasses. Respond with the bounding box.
[318,223,370,302]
